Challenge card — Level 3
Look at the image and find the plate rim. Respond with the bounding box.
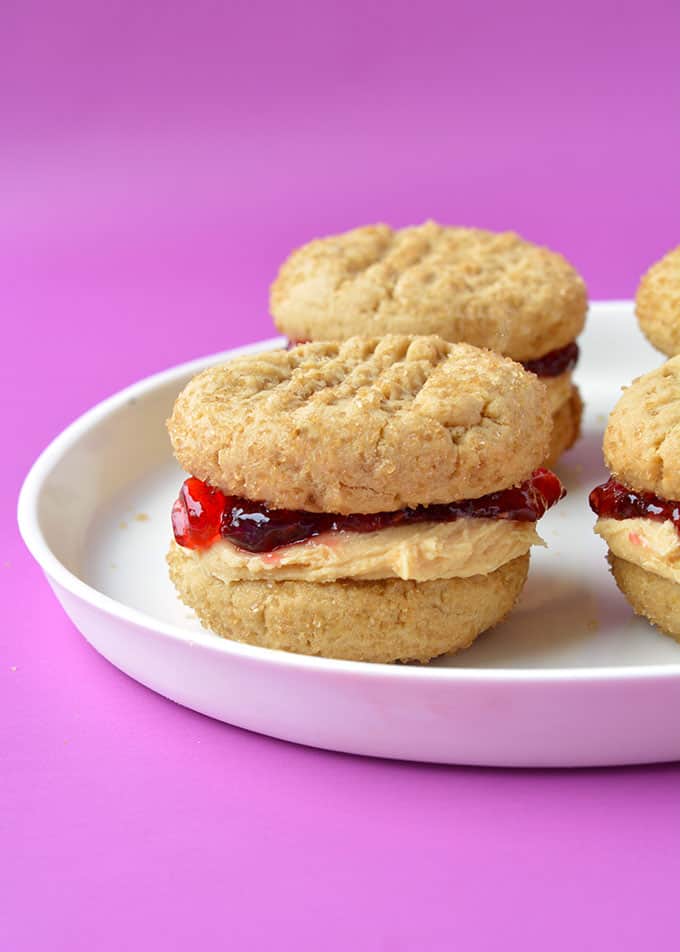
[18,300,680,685]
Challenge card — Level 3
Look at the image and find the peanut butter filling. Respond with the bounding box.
[184,517,542,583]
[596,517,680,585]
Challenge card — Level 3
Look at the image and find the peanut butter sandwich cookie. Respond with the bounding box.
[271,221,588,466]
[167,335,564,663]
[635,245,680,356]
[590,356,680,643]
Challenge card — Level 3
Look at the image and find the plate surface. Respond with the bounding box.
[18,302,680,766]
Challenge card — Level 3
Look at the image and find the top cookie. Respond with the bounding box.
[604,355,680,500]
[635,246,680,356]
[270,222,587,362]
[168,335,551,514]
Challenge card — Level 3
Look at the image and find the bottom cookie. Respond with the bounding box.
[609,553,680,643]
[545,384,583,468]
[168,543,530,663]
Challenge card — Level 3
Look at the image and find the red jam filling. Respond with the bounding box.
[521,341,579,378]
[172,477,227,550]
[589,478,680,530]
[172,469,565,554]
[288,340,579,378]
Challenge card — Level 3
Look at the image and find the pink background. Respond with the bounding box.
[3,2,680,948]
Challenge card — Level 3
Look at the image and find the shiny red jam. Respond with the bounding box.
[172,477,227,549]
[522,341,579,378]
[172,469,565,553]
[589,477,680,530]
[289,339,579,378]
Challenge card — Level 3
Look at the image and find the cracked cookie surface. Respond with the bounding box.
[271,221,587,362]
[167,335,551,513]
[604,355,680,500]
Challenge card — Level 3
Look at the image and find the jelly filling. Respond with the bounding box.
[522,341,579,378]
[172,469,565,554]
[589,477,680,530]
[172,477,227,550]
[288,339,579,379]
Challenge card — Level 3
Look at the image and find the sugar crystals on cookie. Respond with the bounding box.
[167,335,565,663]
[270,221,587,466]
[590,355,680,641]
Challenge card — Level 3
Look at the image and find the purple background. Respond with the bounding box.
[3,2,680,949]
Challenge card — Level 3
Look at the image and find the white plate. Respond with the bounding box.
[18,302,680,767]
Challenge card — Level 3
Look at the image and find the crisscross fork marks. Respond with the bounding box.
[255,337,452,414]
[271,222,587,362]
[168,334,551,513]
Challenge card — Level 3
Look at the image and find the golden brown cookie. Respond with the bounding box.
[591,361,680,640]
[168,543,529,663]
[271,221,587,363]
[603,356,680,500]
[168,335,552,514]
[544,385,583,468]
[542,371,575,415]
[635,246,680,356]
[168,333,564,663]
[609,554,680,644]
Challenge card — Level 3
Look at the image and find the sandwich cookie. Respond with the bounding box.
[590,355,680,642]
[635,245,680,356]
[270,221,587,465]
[167,335,564,663]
